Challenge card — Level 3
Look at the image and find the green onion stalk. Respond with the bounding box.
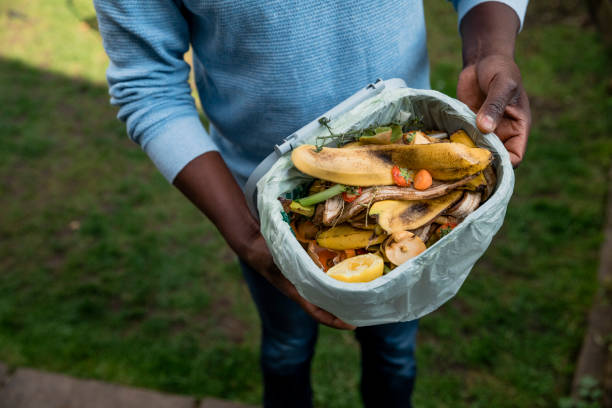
[294,184,347,207]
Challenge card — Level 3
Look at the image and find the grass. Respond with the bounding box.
[0,0,611,407]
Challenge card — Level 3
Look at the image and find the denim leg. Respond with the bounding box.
[240,260,319,408]
[355,320,418,408]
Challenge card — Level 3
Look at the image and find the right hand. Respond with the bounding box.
[241,228,356,331]
[172,152,354,330]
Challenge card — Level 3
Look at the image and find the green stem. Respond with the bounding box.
[295,184,347,206]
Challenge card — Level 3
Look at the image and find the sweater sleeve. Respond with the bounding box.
[449,0,528,31]
[93,1,219,182]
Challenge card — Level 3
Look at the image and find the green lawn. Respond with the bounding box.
[0,1,611,407]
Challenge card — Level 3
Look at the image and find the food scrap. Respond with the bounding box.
[280,127,496,283]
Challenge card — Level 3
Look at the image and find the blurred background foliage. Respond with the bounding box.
[0,0,611,407]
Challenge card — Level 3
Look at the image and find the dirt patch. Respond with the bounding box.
[572,165,612,405]
[524,0,589,27]
[528,95,566,118]
[209,297,249,344]
[0,367,195,408]
[217,316,248,344]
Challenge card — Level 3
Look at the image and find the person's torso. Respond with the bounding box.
[181,0,430,181]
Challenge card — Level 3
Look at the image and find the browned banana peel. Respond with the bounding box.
[316,224,386,250]
[307,241,339,271]
[348,214,378,230]
[322,194,344,225]
[449,131,490,194]
[291,143,493,186]
[312,203,324,225]
[348,219,377,230]
[460,172,487,192]
[296,220,319,241]
[445,191,481,219]
[326,175,476,226]
[433,215,459,225]
[482,165,497,202]
[382,231,427,266]
[412,223,436,243]
[369,190,463,234]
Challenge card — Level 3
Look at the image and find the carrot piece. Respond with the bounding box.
[319,251,336,271]
[344,249,356,258]
[414,169,433,190]
[291,220,309,243]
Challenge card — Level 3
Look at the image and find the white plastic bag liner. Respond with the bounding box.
[256,87,514,326]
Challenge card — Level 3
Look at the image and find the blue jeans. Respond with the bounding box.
[240,260,418,408]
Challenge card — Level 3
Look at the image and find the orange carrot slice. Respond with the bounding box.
[414,169,433,190]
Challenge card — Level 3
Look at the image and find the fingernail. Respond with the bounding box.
[480,115,494,132]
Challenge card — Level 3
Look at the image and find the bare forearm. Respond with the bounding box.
[172,151,354,330]
[460,2,520,67]
[173,151,259,255]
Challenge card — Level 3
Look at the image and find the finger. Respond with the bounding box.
[503,134,527,167]
[494,116,528,166]
[456,65,485,113]
[302,301,356,330]
[496,95,530,167]
[476,75,519,134]
[495,115,529,143]
[492,118,517,143]
[279,278,356,330]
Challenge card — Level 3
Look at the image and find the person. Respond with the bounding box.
[94,1,531,406]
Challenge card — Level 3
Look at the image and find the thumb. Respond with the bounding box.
[476,76,518,133]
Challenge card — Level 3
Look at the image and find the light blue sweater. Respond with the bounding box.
[94,0,527,184]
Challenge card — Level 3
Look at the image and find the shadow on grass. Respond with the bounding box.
[0,56,263,403]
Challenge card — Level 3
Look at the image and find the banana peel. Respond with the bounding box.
[369,190,463,233]
[449,130,489,191]
[459,172,487,192]
[291,143,492,186]
[316,224,386,250]
[340,141,363,149]
[450,130,476,147]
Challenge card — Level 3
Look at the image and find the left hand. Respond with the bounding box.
[457,54,531,167]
